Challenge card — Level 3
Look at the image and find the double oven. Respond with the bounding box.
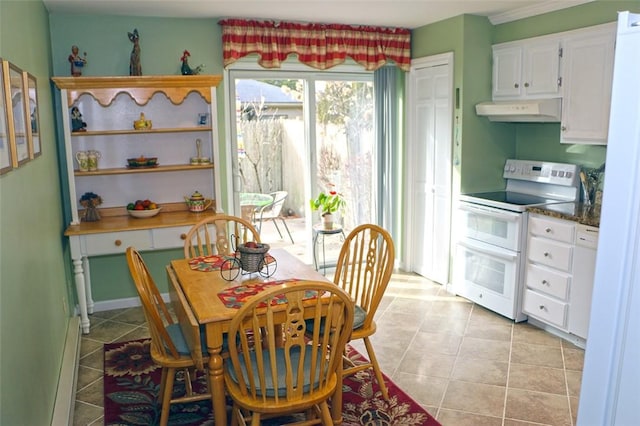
[453,159,580,321]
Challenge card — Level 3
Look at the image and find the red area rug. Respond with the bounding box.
[103,339,441,425]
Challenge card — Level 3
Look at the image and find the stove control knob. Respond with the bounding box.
[566,171,573,178]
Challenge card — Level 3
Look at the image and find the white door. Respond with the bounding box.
[407,54,453,285]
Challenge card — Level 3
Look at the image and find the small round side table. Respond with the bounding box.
[312,223,346,275]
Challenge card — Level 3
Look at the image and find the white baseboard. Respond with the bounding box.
[75,293,169,315]
[51,317,81,426]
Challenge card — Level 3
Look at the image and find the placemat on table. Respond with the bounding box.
[188,253,276,272]
[218,279,322,308]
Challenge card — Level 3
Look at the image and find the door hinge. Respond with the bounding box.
[557,77,562,87]
[559,47,563,58]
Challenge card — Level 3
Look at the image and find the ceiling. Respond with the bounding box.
[42,0,593,29]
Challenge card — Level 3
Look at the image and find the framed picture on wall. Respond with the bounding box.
[4,60,29,167]
[0,58,13,174]
[24,72,41,159]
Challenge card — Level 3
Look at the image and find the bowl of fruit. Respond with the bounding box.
[127,199,161,218]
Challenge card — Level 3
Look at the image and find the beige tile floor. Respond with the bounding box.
[72,218,585,425]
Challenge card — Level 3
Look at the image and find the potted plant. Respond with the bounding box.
[310,185,345,229]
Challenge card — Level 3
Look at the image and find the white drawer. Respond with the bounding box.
[81,230,152,256]
[529,215,575,243]
[528,236,573,271]
[525,263,570,300]
[523,289,568,329]
[152,226,192,249]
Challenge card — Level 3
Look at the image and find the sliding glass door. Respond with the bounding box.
[227,66,375,262]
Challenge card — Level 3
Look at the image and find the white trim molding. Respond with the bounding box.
[489,0,596,25]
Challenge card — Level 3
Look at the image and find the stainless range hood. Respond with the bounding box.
[475,98,562,122]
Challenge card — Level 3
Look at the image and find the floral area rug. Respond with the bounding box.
[104,339,441,425]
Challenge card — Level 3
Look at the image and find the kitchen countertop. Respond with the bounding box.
[528,202,601,227]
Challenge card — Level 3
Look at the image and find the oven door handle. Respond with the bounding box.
[458,202,520,221]
[458,239,519,261]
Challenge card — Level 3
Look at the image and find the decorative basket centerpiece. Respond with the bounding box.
[237,242,270,273]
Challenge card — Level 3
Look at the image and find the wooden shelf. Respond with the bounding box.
[71,126,211,136]
[74,163,213,176]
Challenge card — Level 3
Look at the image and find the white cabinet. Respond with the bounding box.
[524,214,575,330]
[524,214,598,341]
[568,224,599,338]
[560,24,616,145]
[52,76,223,334]
[492,38,561,99]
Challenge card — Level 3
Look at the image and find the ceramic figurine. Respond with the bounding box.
[68,45,87,77]
[71,107,87,132]
[128,29,142,76]
[180,50,204,75]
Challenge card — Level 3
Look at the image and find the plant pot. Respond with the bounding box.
[322,213,334,230]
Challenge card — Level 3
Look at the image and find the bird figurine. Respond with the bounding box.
[180,50,204,75]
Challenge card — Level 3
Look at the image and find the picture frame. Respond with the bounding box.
[0,58,13,174]
[4,60,29,167]
[24,72,41,159]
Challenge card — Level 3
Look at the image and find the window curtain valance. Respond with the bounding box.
[219,19,411,71]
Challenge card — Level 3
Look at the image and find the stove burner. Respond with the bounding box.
[462,191,559,206]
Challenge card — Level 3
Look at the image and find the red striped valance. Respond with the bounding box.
[219,19,411,72]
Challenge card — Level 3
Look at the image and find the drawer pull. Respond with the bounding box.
[180,233,187,240]
[545,227,552,233]
[544,252,550,257]
[542,279,549,285]
[114,239,122,246]
[539,305,546,310]
[479,293,483,298]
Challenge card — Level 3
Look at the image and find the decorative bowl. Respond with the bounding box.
[127,157,158,168]
[128,207,161,218]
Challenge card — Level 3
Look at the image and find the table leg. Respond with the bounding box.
[82,256,95,314]
[312,230,320,271]
[207,328,227,426]
[72,257,90,334]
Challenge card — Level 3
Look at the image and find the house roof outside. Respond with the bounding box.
[236,80,301,105]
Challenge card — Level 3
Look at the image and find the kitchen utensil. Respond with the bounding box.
[579,170,591,205]
[128,207,162,218]
[184,191,212,212]
[75,151,89,171]
[87,150,101,171]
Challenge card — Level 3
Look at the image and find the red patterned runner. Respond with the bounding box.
[216,278,324,309]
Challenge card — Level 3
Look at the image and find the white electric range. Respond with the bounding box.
[453,159,580,321]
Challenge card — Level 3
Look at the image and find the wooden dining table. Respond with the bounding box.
[166,248,344,426]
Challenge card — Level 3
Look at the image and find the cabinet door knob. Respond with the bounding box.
[514,83,519,88]
[561,126,567,131]
[478,293,483,298]
[114,239,122,246]
[180,233,187,240]
[539,305,546,310]
[545,227,552,233]
[542,279,549,285]
[524,82,530,88]
[544,252,550,257]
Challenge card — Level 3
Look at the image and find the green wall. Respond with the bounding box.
[48,14,227,300]
[0,2,70,425]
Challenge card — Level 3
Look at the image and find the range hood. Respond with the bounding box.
[475,98,562,122]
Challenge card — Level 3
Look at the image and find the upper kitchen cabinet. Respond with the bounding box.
[492,37,562,100]
[560,23,616,145]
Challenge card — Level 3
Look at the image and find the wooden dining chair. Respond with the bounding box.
[334,223,395,400]
[224,281,354,426]
[183,214,261,258]
[125,247,211,426]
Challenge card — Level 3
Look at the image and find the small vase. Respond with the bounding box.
[322,213,334,230]
[83,207,101,222]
